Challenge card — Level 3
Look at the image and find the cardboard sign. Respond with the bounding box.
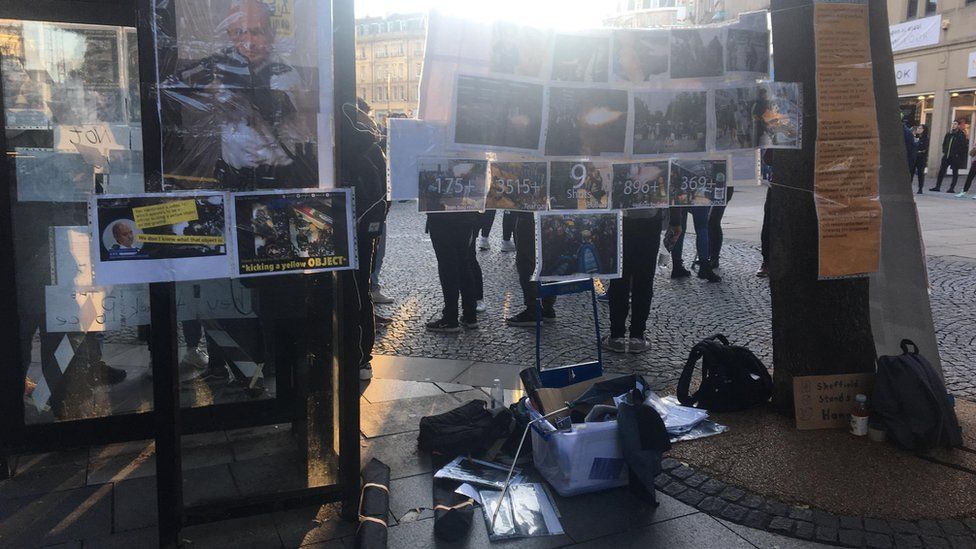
[793,373,874,430]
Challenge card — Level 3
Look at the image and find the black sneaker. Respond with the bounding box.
[541,308,556,323]
[88,361,127,385]
[426,318,461,333]
[374,314,392,325]
[671,265,692,279]
[698,267,722,283]
[461,317,479,330]
[506,309,536,327]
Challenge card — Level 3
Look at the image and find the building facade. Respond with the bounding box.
[889,0,976,168]
[354,13,426,124]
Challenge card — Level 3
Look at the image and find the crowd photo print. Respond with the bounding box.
[536,212,621,281]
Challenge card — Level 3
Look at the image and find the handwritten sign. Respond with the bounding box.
[55,124,125,157]
[793,373,874,430]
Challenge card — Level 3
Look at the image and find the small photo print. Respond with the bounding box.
[611,161,669,209]
[490,22,551,78]
[633,90,707,155]
[418,158,489,212]
[537,211,620,281]
[670,28,725,79]
[611,30,669,83]
[669,159,728,207]
[551,33,610,83]
[548,161,612,210]
[714,86,760,151]
[96,195,227,262]
[726,28,769,74]
[486,162,549,211]
[758,82,802,149]
[545,87,629,157]
[454,75,544,151]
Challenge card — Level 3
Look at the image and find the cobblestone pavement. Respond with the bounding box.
[374,202,976,400]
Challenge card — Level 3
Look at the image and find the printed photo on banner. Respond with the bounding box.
[669,159,728,207]
[726,28,769,74]
[758,82,802,149]
[454,75,544,151]
[548,161,612,210]
[486,162,549,211]
[611,30,669,84]
[232,189,356,277]
[551,33,610,83]
[714,86,761,151]
[670,28,724,79]
[545,87,628,157]
[418,159,489,212]
[633,90,707,155]
[611,162,669,209]
[490,22,551,78]
[155,0,321,191]
[91,192,232,284]
[536,211,621,281]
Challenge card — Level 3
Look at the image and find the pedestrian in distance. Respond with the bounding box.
[912,124,929,194]
[931,119,968,193]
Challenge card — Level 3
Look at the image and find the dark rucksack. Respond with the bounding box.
[872,340,962,451]
[677,334,772,412]
[418,400,513,457]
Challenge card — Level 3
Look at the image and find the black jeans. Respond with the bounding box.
[468,223,484,301]
[707,186,735,267]
[502,210,515,241]
[760,187,771,262]
[479,210,496,238]
[428,214,478,322]
[671,207,710,266]
[964,160,976,193]
[912,156,927,193]
[935,156,960,190]
[609,215,663,339]
[513,212,555,311]
[355,227,380,366]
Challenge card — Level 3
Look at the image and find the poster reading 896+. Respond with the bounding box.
[611,162,669,210]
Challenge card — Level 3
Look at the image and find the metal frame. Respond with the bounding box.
[0,0,360,545]
[534,279,603,388]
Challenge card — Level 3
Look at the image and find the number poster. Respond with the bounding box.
[486,162,549,211]
[611,161,669,209]
[418,159,489,212]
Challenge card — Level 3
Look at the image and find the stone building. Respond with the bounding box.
[354,13,426,124]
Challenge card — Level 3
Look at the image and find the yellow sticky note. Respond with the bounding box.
[132,200,199,229]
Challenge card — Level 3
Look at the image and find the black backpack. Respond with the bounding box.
[418,400,512,457]
[677,334,772,412]
[872,340,962,451]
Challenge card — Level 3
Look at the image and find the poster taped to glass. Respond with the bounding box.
[611,161,669,209]
[486,162,549,211]
[154,0,323,191]
[669,159,728,207]
[231,188,357,277]
[535,211,622,281]
[418,159,489,213]
[91,192,232,284]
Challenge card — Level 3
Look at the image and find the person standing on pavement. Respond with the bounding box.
[912,125,929,194]
[707,185,734,271]
[955,143,976,199]
[903,118,917,176]
[505,212,556,326]
[930,119,968,193]
[426,212,480,332]
[603,209,664,354]
[669,207,720,283]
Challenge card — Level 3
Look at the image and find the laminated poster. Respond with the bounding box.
[486,162,549,211]
[611,161,669,209]
[417,159,489,213]
[231,188,357,277]
[547,161,612,210]
[534,210,622,282]
[668,159,728,207]
[91,192,232,284]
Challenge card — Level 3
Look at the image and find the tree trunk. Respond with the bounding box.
[767,0,877,413]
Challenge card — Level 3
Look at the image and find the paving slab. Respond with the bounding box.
[180,514,282,549]
[360,432,433,480]
[551,487,698,543]
[388,473,435,523]
[361,392,464,438]
[113,476,157,533]
[572,512,755,548]
[83,527,158,549]
[719,518,836,548]
[361,377,446,403]
[370,355,474,383]
[387,514,572,548]
[0,484,113,547]
[272,503,355,548]
[184,463,241,507]
[0,461,87,499]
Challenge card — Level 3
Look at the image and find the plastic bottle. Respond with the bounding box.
[850,394,869,436]
[490,379,504,408]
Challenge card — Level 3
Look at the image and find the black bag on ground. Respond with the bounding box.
[418,400,512,457]
[677,334,772,412]
[873,339,962,451]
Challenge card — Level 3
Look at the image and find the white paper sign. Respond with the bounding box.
[968,52,976,79]
[51,226,95,287]
[889,15,940,53]
[388,119,445,201]
[55,124,126,157]
[895,61,917,86]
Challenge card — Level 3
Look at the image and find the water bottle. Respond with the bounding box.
[490,379,504,408]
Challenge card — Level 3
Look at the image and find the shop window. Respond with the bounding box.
[907,0,918,19]
[924,0,937,15]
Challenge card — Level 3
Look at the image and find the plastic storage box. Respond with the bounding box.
[530,420,628,497]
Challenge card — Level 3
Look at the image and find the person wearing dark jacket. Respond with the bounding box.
[903,119,917,175]
[912,124,929,194]
[931,120,968,192]
[426,212,480,333]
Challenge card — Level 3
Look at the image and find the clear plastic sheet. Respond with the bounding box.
[480,484,564,541]
[433,457,523,490]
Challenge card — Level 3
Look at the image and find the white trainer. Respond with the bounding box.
[477,236,490,250]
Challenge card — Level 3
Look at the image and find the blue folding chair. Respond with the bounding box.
[534,279,603,388]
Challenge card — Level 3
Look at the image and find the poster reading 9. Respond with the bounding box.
[418,159,489,213]
[548,161,612,210]
[669,159,728,207]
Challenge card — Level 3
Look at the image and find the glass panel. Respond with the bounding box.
[907,0,919,19]
[925,0,937,15]
[2,19,150,423]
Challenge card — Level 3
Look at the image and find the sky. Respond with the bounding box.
[354,0,618,29]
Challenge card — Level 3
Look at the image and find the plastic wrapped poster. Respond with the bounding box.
[91,192,232,284]
[489,21,552,78]
[480,484,565,541]
[611,161,669,209]
[611,29,669,84]
[154,0,328,191]
[725,27,770,75]
[550,32,610,83]
[535,210,622,282]
[230,188,357,277]
[387,118,444,201]
[669,28,725,79]
[547,161,612,210]
[633,90,707,155]
[545,87,629,157]
[452,74,544,152]
[486,162,549,211]
[669,159,728,207]
[417,158,489,213]
[434,457,523,490]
